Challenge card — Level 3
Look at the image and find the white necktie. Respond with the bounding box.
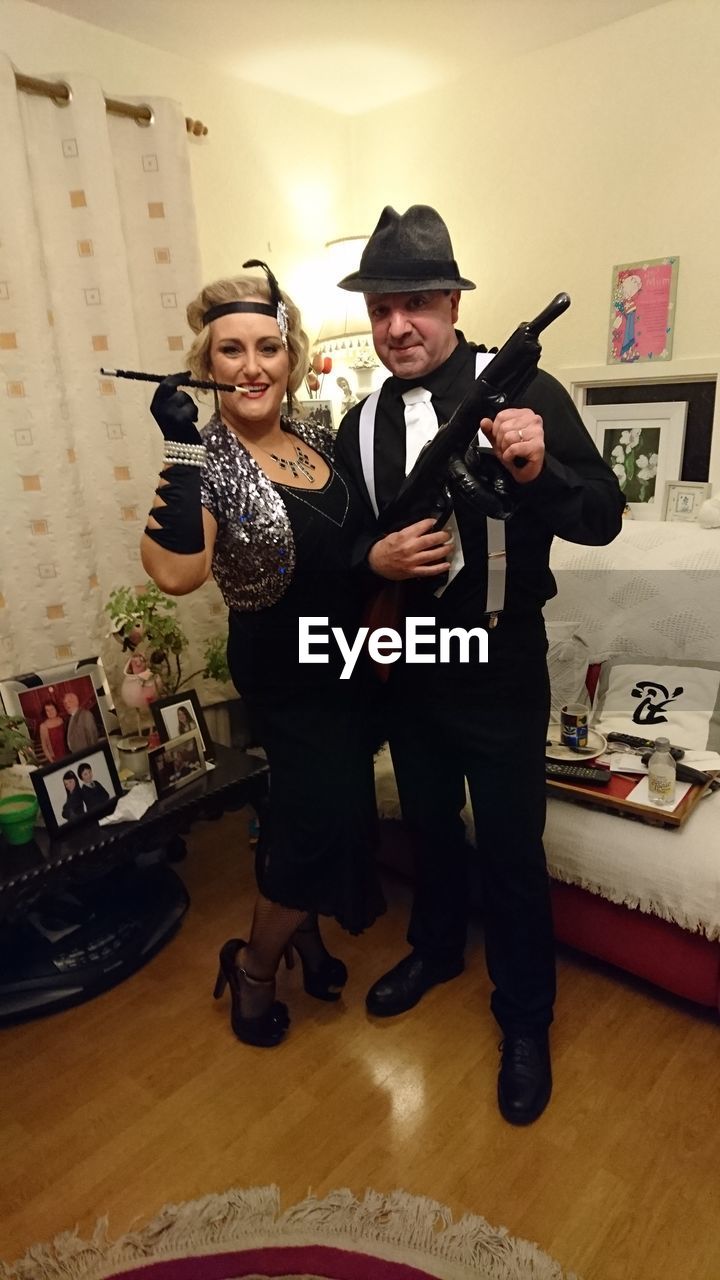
[402,386,436,472]
[401,386,464,592]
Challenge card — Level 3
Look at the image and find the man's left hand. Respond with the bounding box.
[480,408,545,483]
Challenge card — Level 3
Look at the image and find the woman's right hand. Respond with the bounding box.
[150,373,202,445]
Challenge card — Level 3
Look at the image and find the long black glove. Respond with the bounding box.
[145,373,205,555]
[150,372,203,445]
[447,447,519,522]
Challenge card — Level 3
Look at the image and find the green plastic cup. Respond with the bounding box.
[0,793,39,845]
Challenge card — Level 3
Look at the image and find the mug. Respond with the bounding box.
[560,702,589,749]
[115,735,150,783]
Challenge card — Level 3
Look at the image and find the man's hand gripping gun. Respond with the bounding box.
[377,291,571,534]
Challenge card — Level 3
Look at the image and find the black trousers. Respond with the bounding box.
[387,615,556,1035]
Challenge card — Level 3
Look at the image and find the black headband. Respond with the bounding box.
[202,300,276,325]
[202,259,290,347]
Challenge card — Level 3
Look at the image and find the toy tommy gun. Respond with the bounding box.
[377,291,571,534]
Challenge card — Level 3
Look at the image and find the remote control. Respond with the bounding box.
[606,731,684,760]
[545,760,610,786]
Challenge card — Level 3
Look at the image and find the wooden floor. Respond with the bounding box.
[2,812,720,1279]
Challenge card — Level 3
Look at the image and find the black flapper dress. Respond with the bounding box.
[226,466,384,935]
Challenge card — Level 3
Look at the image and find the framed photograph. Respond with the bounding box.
[31,741,122,838]
[0,657,120,768]
[148,730,206,800]
[582,401,687,520]
[151,689,213,761]
[607,256,679,364]
[297,399,335,431]
[662,481,712,523]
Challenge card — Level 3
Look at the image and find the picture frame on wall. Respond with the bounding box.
[0,657,120,768]
[582,402,687,520]
[151,688,214,761]
[297,400,334,431]
[607,256,679,365]
[662,481,712,523]
[31,741,122,838]
[148,730,207,800]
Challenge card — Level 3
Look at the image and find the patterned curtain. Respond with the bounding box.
[0,54,229,712]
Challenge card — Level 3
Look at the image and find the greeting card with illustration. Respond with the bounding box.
[608,257,678,364]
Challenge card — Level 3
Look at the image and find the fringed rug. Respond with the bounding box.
[1,1187,581,1280]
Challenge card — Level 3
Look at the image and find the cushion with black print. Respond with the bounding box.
[591,656,720,751]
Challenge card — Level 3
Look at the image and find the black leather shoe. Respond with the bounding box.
[366,951,464,1017]
[497,1032,552,1125]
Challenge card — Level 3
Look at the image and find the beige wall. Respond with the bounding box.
[4,0,720,484]
[352,0,720,487]
[353,0,716,359]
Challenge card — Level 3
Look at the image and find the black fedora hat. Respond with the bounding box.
[337,204,475,294]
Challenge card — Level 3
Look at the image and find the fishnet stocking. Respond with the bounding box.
[236,895,307,1019]
[289,911,336,972]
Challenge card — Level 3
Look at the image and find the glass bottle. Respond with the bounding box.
[648,736,676,807]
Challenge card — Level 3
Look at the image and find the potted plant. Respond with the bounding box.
[0,713,35,769]
[0,713,37,806]
[106,581,229,695]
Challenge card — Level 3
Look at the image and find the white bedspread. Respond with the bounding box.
[374,748,720,941]
[545,520,720,663]
[544,788,720,940]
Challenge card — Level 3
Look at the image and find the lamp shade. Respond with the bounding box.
[315,237,376,362]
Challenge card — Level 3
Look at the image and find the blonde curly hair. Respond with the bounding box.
[186,273,309,397]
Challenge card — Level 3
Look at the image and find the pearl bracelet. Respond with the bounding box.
[163,455,206,469]
[163,440,206,464]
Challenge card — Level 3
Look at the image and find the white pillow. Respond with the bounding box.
[592,656,720,751]
[546,621,591,724]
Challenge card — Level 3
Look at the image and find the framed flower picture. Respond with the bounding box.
[582,402,688,520]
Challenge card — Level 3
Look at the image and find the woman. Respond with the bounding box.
[176,705,197,734]
[39,702,67,763]
[61,770,85,822]
[141,262,383,1048]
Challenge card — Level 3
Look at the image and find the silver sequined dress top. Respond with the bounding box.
[199,412,335,611]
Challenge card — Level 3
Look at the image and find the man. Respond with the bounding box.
[77,762,110,810]
[63,691,100,753]
[334,205,624,1125]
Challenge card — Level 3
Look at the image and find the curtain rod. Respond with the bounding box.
[14,70,208,136]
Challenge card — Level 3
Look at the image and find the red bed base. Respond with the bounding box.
[550,880,720,1011]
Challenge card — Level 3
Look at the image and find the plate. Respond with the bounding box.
[545,724,607,762]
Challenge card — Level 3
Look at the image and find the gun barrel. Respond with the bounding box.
[526,292,571,338]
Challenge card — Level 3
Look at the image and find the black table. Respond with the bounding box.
[0,747,268,1023]
[0,745,268,921]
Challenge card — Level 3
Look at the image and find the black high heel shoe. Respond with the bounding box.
[213,938,290,1047]
[288,925,348,1002]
